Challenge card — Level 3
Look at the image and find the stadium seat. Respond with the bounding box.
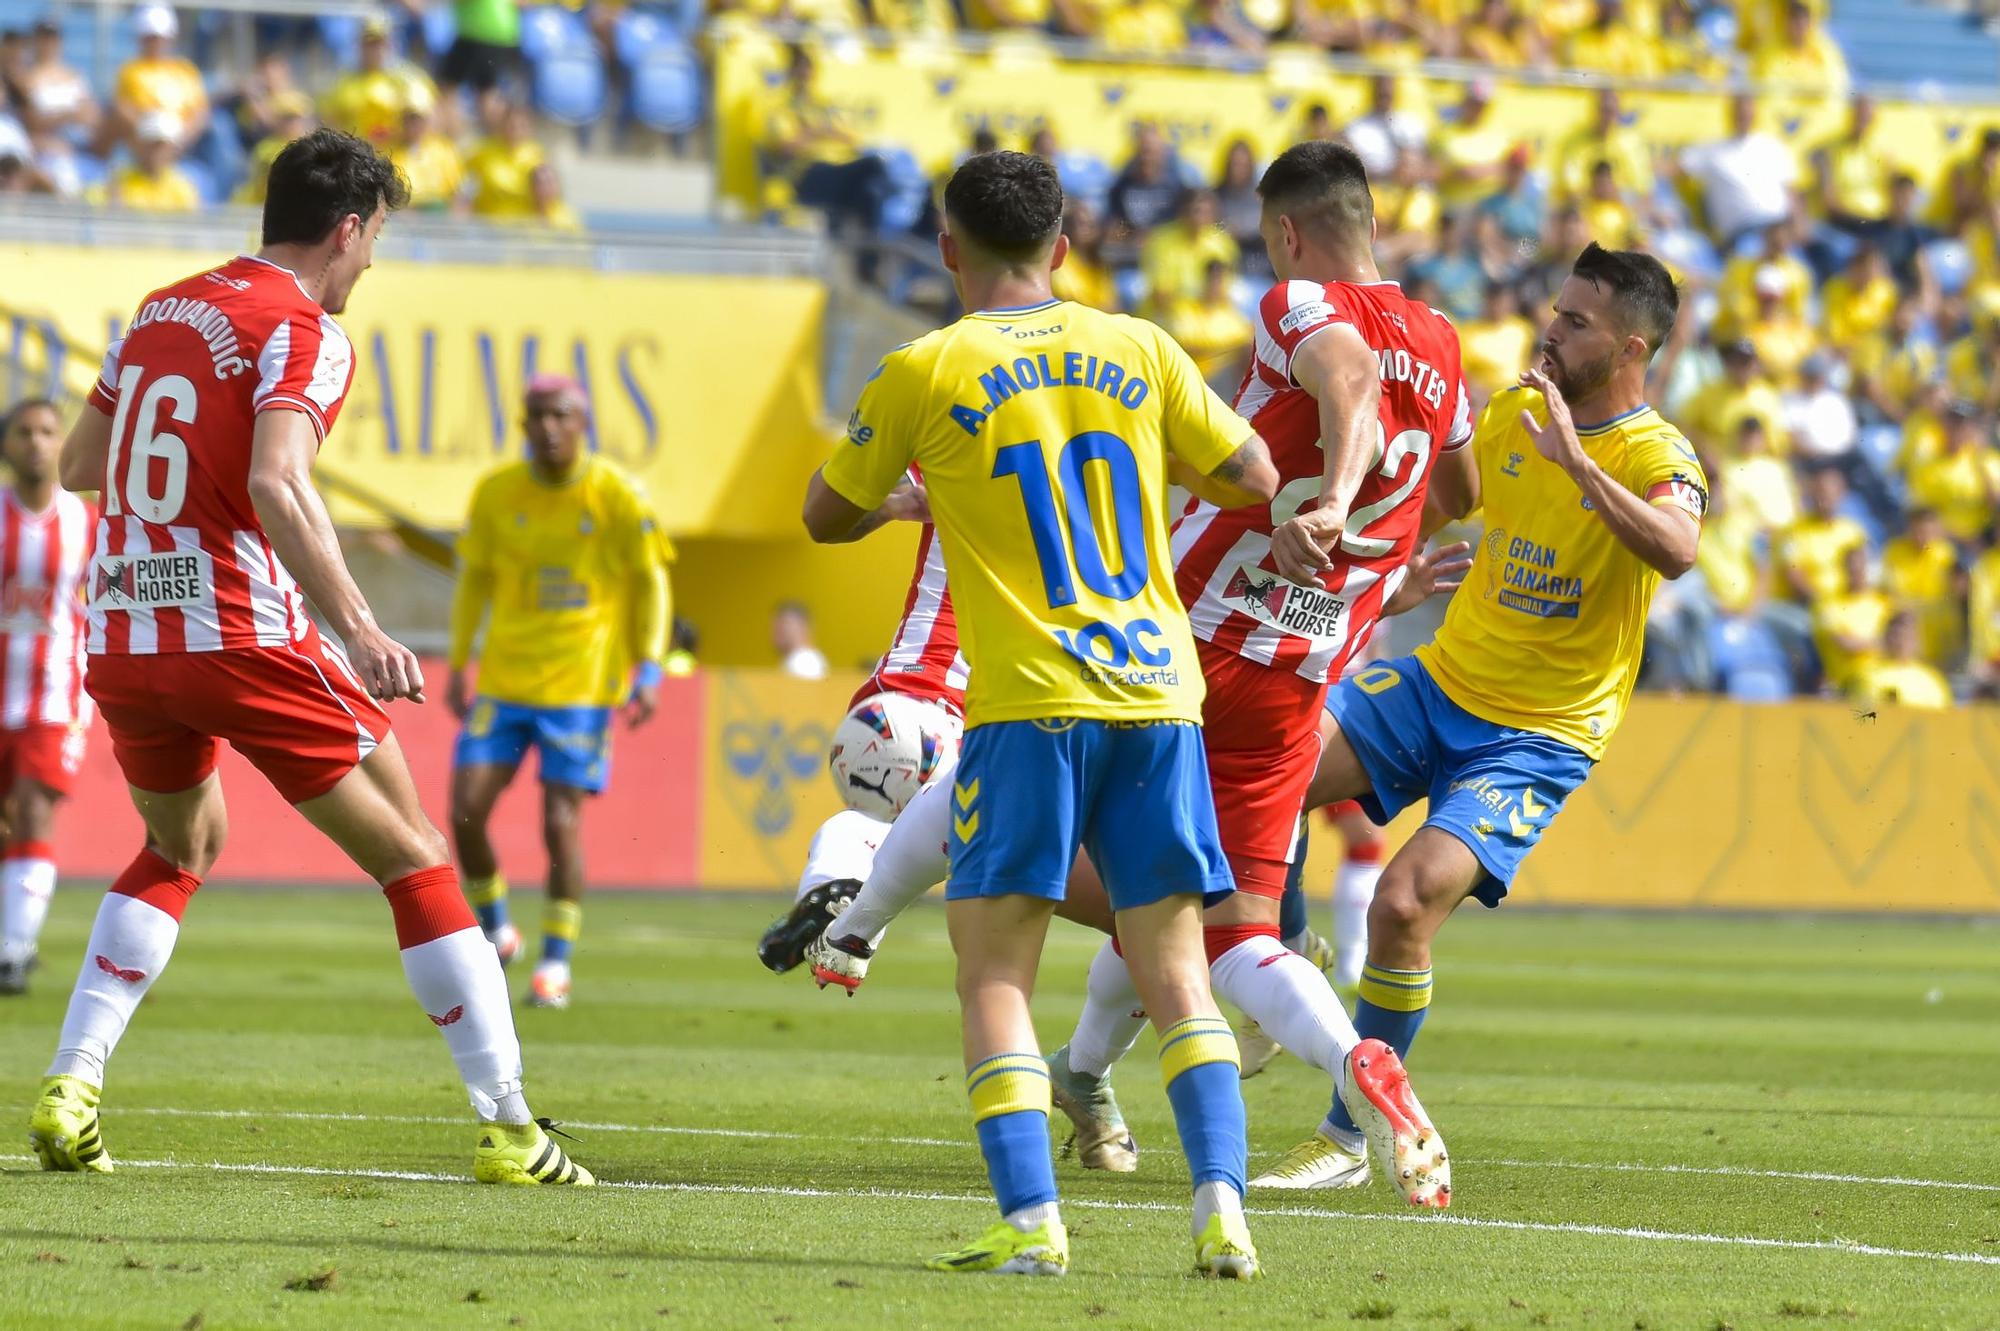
[1724,666,1791,702]
[615,8,681,69]
[872,145,931,235]
[318,15,366,69]
[1710,616,1790,693]
[534,48,609,127]
[1695,5,1737,52]
[177,158,220,208]
[1926,238,1972,297]
[628,46,704,135]
[1054,151,1112,211]
[521,5,593,62]
[421,6,457,57]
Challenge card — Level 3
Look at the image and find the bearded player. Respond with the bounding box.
[1270,241,1706,1187]
[0,399,94,997]
[27,130,590,1186]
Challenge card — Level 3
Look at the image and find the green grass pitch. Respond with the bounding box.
[4,888,1997,1330]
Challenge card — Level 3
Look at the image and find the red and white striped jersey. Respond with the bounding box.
[84,254,356,657]
[0,488,94,729]
[1171,278,1473,683]
[849,524,968,717]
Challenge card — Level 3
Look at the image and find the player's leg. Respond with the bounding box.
[1087,721,1256,1278]
[925,720,1072,1277]
[33,774,224,1172]
[0,766,63,994]
[1046,851,1143,1173]
[1239,817,1339,1079]
[1328,801,1386,991]
[449,698,532,963]
[529,782,588,1008]
[806,763,954,992]
[756,807,886,973]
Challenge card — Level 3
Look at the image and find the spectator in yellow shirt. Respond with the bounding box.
[1909,402,2000,542]
[1432,79,1513,213]
[1850,611,1952,710]
[1944,128,2000,233]
[1684,337,1787,455]
[1099,0,1187,53]
[1812,95,1898,228]
[323,16,440,147]
[1819,243,1897,354]
[1139,189,1239,306]
[1752,1,1849,96]
[1565,0,1663,78]
[1855,300,1939,421]
[1458,281,1537,399]
[1717,415,1800,534]
[108,5,208,154]
[1715,223,1811,336]
[1811,542,1892,689]
[1882,507,1961,665]
[1579,159,1641,248]
[528,163,583,231]
[467,100,546,219]
[234,92,315,206]
[390,89,466,212]
[1742,264,1817,387]
[1776,464,1868,602]
[1943,309,2000,416]
[1554,87,1654,204]
[1459,0,1549,67]
[1051,202,1119,311]
[1168,259,1254,387]
[110,112,199,213]
[1968,528,2000,692]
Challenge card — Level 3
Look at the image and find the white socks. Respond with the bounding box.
[1332,860,1383,990]
[1,854,56,959]
[46,892,181,1086]
[398,927,531,1123]
[1067,938,1148,1078]
[793,809,889,902]
[1208,934,1359,1087]
[1192,1180,1245,1238]
[826,772,952,945]
[1004,1201,1062,1233]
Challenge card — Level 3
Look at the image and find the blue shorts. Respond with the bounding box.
[946,718,1235,912]
[1325,656,1593,907]
[452,699,614,794]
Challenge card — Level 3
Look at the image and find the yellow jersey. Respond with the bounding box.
[1850,658,1952,710]
[1418,391,1708,759]
[823,298,1251,727]
[1776,512,1867,602]
[1970,547,2000,667]
[114,166,200,213]
[451,456,673,707]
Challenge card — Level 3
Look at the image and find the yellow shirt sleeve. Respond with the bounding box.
[1147,323,1253,475]
[822,349,922,511]
[613,477,671,666]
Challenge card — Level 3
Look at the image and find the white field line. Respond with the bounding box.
[116,1106,2000,1194]
[5,1152,1997,1270]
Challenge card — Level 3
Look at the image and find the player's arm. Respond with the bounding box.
[622,494,672,728]
[1517,367,1701,579]
[1168,434,1279,508]
[248,409,426,701]
[801,473,929,544]
[59,404,112,494]
[1272,322,1381,585]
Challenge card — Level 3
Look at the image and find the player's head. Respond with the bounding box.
[1539,242,1678,402]
[939,151,1069,296]
[522,373,589,475]
[1,398,60,485]
[1256,140,1375,282]
[260,129,410,315]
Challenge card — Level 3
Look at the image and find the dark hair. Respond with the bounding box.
[1570,241,1679,356]
[943,151,1064,262]
[1257,139,1373,245]
[2,397,56,436]
[261,128,410,247]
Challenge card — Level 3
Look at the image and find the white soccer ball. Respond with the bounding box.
[827,692,954,820]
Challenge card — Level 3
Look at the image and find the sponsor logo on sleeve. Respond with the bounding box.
[1277,302,1338,336]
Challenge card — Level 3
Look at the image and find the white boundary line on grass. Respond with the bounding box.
[116,1106,2000,1195]
[6,1152,1998,1270]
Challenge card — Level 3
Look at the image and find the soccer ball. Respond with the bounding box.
[827,692,954,820]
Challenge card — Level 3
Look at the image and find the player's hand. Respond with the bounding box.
[1384,541,1474,616]
[1271,505,1346,586]
[446,669,472,720]
[626,680,660,729]
[1518,367,1586,473]
[350,625,426,703]
[881,481,930,525]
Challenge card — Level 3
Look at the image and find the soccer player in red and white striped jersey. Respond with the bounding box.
[0,400,94,997]
[26,130,589,1187]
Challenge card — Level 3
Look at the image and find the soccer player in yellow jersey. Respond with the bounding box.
[1297,244,1708,1177]
[802,151,1280,1279]
[448,377,671,1009]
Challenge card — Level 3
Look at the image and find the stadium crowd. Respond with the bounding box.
[0,3,586,226]
[749,0,2000,709]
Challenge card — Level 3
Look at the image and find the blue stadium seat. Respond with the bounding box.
[534,48,608,127]
[1054,151,1112,211]
[1695,6,1737,52]
[872,145,931,234]
[422,6,457,57]
[177,158,220,208]
[1926,238,1972,297]
[1725,666,1791,702]
[1710,616,1789,686]
[628,45,703,134]
[521,5,592,62]
[615,8,680,69]
[318,16,366,69]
